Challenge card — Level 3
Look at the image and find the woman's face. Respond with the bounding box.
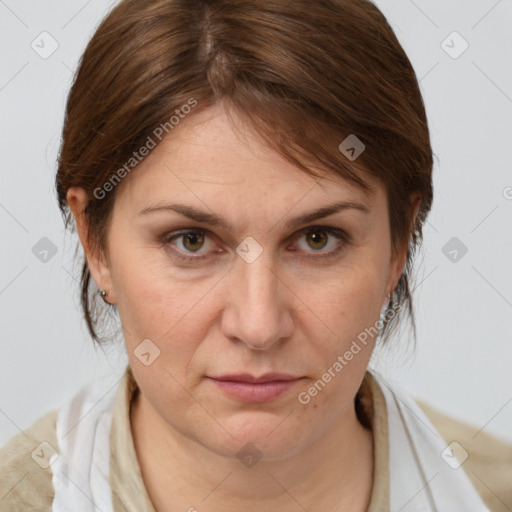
[70,103,407,461]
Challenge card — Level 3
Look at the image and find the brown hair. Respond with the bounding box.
[56,0,433,347]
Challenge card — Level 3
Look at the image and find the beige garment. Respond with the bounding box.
[0,365,511,511]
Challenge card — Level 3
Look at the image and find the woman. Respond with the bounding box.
[0,0,510,510]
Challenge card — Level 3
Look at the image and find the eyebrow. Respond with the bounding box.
[138,200,370,231]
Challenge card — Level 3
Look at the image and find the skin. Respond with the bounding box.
[67,102,419,511]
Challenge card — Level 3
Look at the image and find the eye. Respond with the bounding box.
[163,225,349,263]
[164,229,217,262]
[289,226,349,259]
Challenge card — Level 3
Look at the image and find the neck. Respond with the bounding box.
[130,389,374,512]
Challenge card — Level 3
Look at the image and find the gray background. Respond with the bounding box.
[1,0,511,447]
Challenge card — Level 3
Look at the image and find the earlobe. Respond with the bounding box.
[66,187,116,305]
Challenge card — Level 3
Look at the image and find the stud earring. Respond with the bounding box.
[100,289,110,304]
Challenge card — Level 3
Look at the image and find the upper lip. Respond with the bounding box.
[209,373,303,384]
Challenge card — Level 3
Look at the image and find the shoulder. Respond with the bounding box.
[416,399,512,512]
[0,408,58,511]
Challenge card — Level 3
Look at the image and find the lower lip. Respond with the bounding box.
[208,378,303,402]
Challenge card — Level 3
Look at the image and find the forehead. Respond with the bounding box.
[114,103,381,213]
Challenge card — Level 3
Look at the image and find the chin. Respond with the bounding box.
[200,413,309,463]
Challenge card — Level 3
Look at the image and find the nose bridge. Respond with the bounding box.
[241,253,278,313]
[223,247,291,350]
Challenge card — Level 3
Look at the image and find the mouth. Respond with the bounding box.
[206,373,305,403]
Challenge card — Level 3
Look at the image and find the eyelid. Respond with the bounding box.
[288,225,349,244]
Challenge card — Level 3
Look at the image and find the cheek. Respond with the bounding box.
[315,260,386,325]
[109,237,174,315]
[110,246,217,366]
[303,260,386,369]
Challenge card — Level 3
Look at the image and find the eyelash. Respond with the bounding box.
[163,226,349,263]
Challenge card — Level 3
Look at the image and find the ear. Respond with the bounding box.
[66,187,117,305]
[386,192,422,302]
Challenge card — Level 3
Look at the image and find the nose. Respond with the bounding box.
[221,250,294,351]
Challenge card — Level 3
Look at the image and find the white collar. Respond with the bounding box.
[371,370,490,511]
[50,369,490,512]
